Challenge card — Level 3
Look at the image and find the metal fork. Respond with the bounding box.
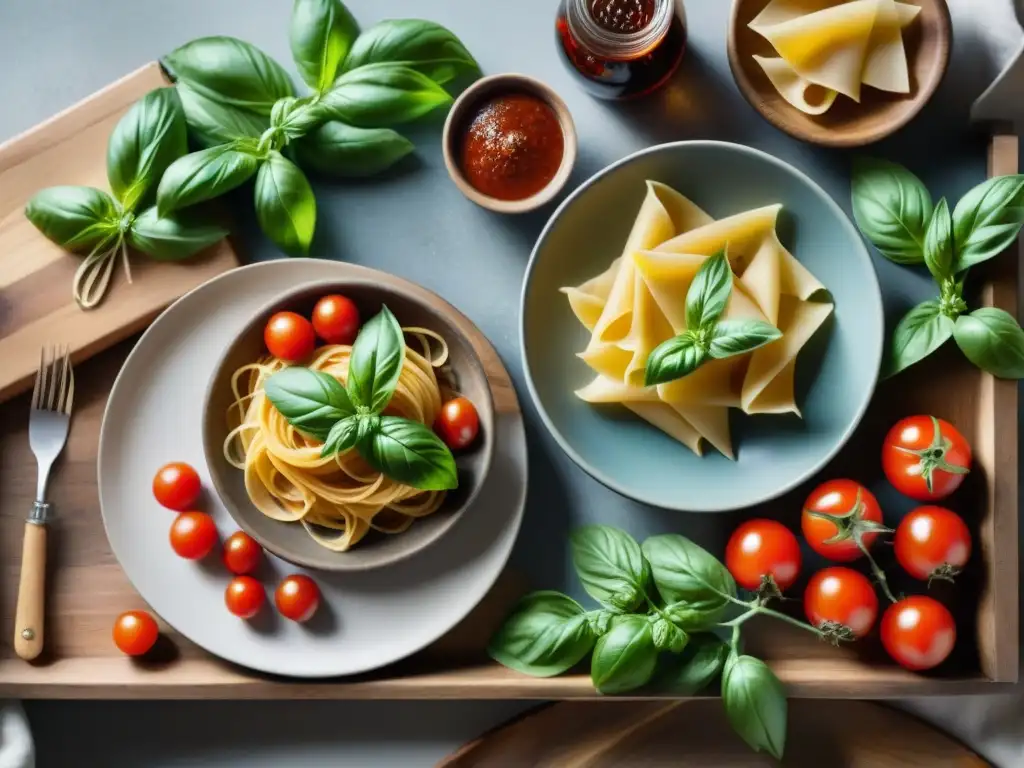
[14,346,74,661]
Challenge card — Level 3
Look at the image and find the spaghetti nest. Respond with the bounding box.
[224,335,448,553]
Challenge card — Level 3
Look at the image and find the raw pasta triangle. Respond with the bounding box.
[862,0,922,93]
[753,55,839,115]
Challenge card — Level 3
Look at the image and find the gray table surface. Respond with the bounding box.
[2,0,1023,765]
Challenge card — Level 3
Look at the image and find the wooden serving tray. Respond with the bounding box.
[0,135,1017,700]
[0,62,238,404]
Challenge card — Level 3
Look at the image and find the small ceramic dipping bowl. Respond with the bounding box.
[728,0,952,147]
[442,73,578,214]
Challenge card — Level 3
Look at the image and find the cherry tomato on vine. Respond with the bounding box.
[881,595,956,671]
[725,519,802,592]
[802,479,889,562]
[312,295,360,345]
[894,506,971,583]
[264,311,316,362]
[275,574,321,622]
[223,531,263,575]
[225,576,266,619]
[169,511,218,560]
[152,462,201,511]
[882,415,971,501]
[112,610,159,656]
[803,567,879,640]
[434,397,480,450]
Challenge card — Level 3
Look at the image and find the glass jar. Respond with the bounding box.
[556,0,687,100]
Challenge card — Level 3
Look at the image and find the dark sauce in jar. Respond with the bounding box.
[458,93,565,201]
[556,0,687,100]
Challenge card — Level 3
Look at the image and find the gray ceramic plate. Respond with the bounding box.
[203,279,495,572]
[521,141,883,512]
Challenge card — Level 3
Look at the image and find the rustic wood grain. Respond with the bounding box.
[438,700,991,767]
[0,61,238,403]
[727,0,952,147]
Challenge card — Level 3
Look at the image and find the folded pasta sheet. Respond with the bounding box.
[561,181,833,459]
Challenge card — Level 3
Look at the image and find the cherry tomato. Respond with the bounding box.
[434,397,480,450]
[312,295,360,345]
[225,576,266,619]
[802,479,888,562]
[881,595,957,671]
[112,610,159,656]
[223,531,263,575]
[152,462,201,511]
[275,574,321,622]
[803,567,879,639]
[169,511,218,560]
[882,415,972,501]
[894,506,971,583]
[264,311,316,362]
[725,519,802,592]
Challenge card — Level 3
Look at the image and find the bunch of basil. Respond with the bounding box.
[644,251,782,385]
[25,88,227,309]
[852,158,1024,379]
[157,0,477,256]
[489,525,825,761]
[264,306,457,491]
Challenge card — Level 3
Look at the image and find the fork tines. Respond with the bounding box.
[31,345,74,415]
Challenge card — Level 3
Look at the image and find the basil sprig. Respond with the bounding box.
[644,252,782,386]
[263,305,457,492]
[158,0,478,256]
[852,157,1024,379]
[489,525,822,760]
[24,87,227,309]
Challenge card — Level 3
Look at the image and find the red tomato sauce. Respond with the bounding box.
[458,93,565,202]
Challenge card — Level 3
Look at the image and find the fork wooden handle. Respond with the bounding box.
[14,522,46,660]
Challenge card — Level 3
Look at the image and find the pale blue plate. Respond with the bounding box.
[521,142,883,512]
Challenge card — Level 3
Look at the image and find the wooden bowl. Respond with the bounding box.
[202,277,496,572]
[727,0,952,147]
[442,73,578,214]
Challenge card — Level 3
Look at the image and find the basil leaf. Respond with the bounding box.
[641,534,736,618]
[885,299,954,378]
[320,415,361,458]
[25,186,119,251]
[254,151,317,256]
[163,36,294,115]
[708,319,782,360]
[487,591,596,678]
[363,415,457,490]
[663,598,731,632]
[952,175,1024,271]
[270,97,326,140]
[644,334,707,387]
[657,634,729,695]
[722,654,787,760]
[851,156,932,265]
[127,206,227,260]
[107,87,187,212]
[347,305,405,412]
[264,366,355,440]
[686,250,732,330]
[341,19,479,85]
[294,121,414,178]
[651,617,688,654]
[176,83,269,148]
[570,525,650,613]
[953,307,1024,379]
[290,0,359,93]
[923,197,954,280]
[157,144,260,216]
[590,615,658,694]
[585,609,614,637]
[320,63,452,128]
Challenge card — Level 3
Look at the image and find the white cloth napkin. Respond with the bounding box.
[0,702,33,768]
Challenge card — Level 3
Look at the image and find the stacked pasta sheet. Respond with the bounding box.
[562,181,833,459]
[749,0,922,115]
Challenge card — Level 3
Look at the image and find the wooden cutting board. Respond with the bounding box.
[0,62,239,403]
[440,700,990,767]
